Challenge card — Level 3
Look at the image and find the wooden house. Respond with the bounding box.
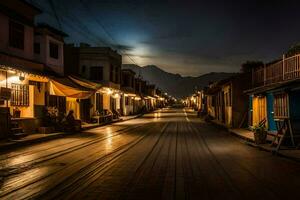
[246,54,300,144]
[205,73,251,128]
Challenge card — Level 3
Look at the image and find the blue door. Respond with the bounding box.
[267,93,276,131]
[289,90,300,134]
[249,95,253,127]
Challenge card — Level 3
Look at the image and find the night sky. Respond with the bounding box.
[30,0,300,76]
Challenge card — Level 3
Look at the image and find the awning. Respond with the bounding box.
[244,79,300,95]
[49,77,94,99]
[68,75,102,90]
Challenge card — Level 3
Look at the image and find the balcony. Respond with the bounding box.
[253,54,300,88]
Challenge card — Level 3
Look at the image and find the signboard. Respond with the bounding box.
[0,87,11,100]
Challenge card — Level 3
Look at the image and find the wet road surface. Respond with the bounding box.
[1,108,300,199]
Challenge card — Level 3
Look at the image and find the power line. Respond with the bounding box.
[48,0,62,31]
[31,0,140,66]
[79,0,139,66]
[34,2,106,45]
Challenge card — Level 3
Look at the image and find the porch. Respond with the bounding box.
[253,54,300,88]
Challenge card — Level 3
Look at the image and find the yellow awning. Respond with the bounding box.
[49,77,94,99]
[69,75,102,90]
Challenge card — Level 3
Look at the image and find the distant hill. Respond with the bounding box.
[122,64,237,98]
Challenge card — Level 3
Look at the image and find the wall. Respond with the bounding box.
[223,84,232,127]
[207,95,216,118]
[232,74,251,128]
[0,13,35,62]
[35,35,64,75]
[103,93,110,110]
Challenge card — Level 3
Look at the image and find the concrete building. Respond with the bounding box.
[0,0,47,138]
[64,44,122,117]
[34,24,67,76]
[120,69,137,115]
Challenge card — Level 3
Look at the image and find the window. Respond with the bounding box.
[274,93,289,118]
[49,42,59,59]
[34,42,40,54]
[9,20,24,49]
[96,93,103,111]
[115,67,120,83]
[90,66,103,81]
[110,65,114,82]
[11,84,29,106]
[81,65,86,74]
[123,74,130,87]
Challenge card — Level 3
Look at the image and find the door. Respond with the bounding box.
[110,96,116,111]
[267,93,276,131]
[80,99,91,122]
[289,90,300,134]
[252,95,267,126]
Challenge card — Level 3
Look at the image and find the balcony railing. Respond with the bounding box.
[253,54,300,87]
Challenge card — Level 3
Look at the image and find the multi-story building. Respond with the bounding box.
[0,0,93,137]
[64,44,122,117]
[0,0,48,138]
[34,23,67,76]
[120,69,136,115]
[145,84,157,111]
[246,53,300,146]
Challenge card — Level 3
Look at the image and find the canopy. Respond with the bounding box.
[68,75,102,90]
[49,77,94,99]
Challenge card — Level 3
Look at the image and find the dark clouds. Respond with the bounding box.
[31,0,300,76]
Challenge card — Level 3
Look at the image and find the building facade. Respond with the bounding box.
[246,54,300,142]
[64,44,122,120]
[205,73,250,128]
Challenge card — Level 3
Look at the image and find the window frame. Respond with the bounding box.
[9,20,25,50]
[11,83,29,107]
[49,41,59,59]
[90,66,104,81]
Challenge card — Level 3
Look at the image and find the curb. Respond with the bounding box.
[0,113,145,152]
[227,126,300,162]
[0,132,67,152]
[82,113,144,131]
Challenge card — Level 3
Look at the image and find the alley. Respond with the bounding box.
[1,108,300,200]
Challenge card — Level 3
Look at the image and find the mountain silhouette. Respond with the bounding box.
[123,64,236,98]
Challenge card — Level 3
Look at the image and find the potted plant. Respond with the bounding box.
[253,125,267,144]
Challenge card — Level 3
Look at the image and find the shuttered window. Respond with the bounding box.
[11,84,29,106]
[273,93,289,118]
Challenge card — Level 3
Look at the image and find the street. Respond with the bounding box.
[1,108,300,200]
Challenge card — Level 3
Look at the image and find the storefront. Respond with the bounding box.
[49,77,94,121]
[0,66,48,135]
